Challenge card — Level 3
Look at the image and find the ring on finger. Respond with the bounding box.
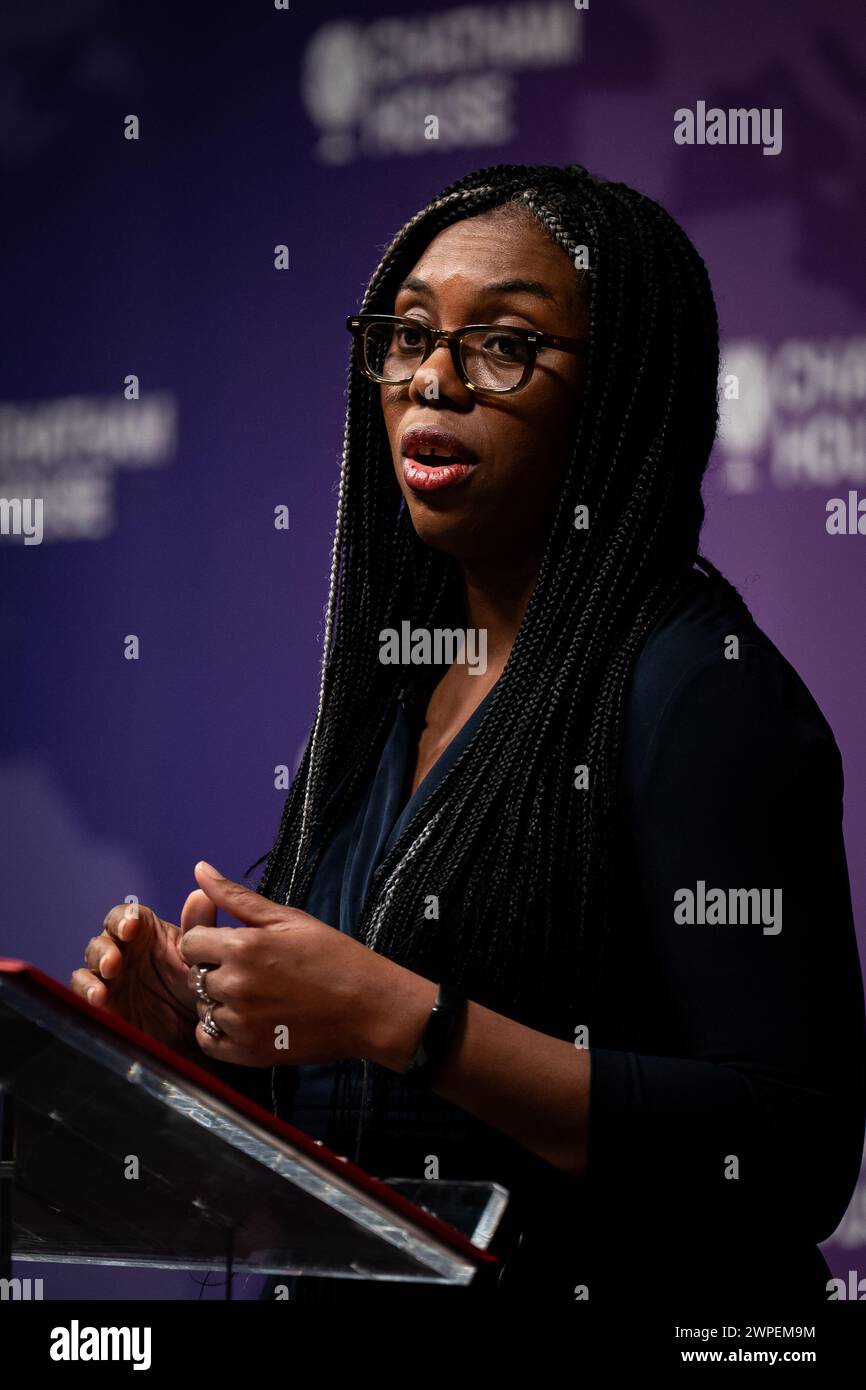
[202,1003,222,1039]
[194,963,218,1007]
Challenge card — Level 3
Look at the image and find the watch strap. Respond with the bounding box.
[403,981,466,1088]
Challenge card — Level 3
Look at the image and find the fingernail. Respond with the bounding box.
[87,986,97,1002]
[196,860,220,878]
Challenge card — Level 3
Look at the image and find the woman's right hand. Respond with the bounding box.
[70,891,216,1058]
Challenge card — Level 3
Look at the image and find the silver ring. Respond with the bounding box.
[202,1003,222,1039]
[194,963,217,1006]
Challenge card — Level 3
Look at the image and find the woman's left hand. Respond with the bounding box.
[178,860,435,1070]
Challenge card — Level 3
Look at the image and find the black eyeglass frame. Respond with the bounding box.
[346,312,589,395]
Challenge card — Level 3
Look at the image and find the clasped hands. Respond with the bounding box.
[179,861,435,1072]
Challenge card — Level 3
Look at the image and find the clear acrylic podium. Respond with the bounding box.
[0,961,507,1291]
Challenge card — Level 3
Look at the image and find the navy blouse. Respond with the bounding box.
[236,567,866,1306]
[284,657,499,1145]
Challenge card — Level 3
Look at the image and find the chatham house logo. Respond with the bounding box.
[300,4,584,165]
[716,337,866,494]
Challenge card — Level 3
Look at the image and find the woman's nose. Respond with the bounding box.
[407,339,473,404]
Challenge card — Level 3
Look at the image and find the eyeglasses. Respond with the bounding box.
[346,313,588,395]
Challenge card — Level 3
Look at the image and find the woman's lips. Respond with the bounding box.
[401,456,476,492]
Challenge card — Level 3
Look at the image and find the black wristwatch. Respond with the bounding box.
[403,982,466,1088]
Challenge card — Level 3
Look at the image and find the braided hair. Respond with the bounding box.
[248,162,748,1055]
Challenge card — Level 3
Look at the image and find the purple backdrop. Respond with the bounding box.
[1,0,864,1300]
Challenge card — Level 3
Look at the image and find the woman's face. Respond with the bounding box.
[380,207,588,570]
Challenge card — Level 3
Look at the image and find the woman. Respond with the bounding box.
[73,163,866,1307]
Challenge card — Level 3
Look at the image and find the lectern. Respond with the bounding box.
[0,961,507,1295]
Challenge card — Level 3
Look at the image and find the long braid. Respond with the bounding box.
[247,163,741,1145]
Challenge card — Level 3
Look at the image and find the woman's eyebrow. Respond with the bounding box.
[396,274,558,304]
